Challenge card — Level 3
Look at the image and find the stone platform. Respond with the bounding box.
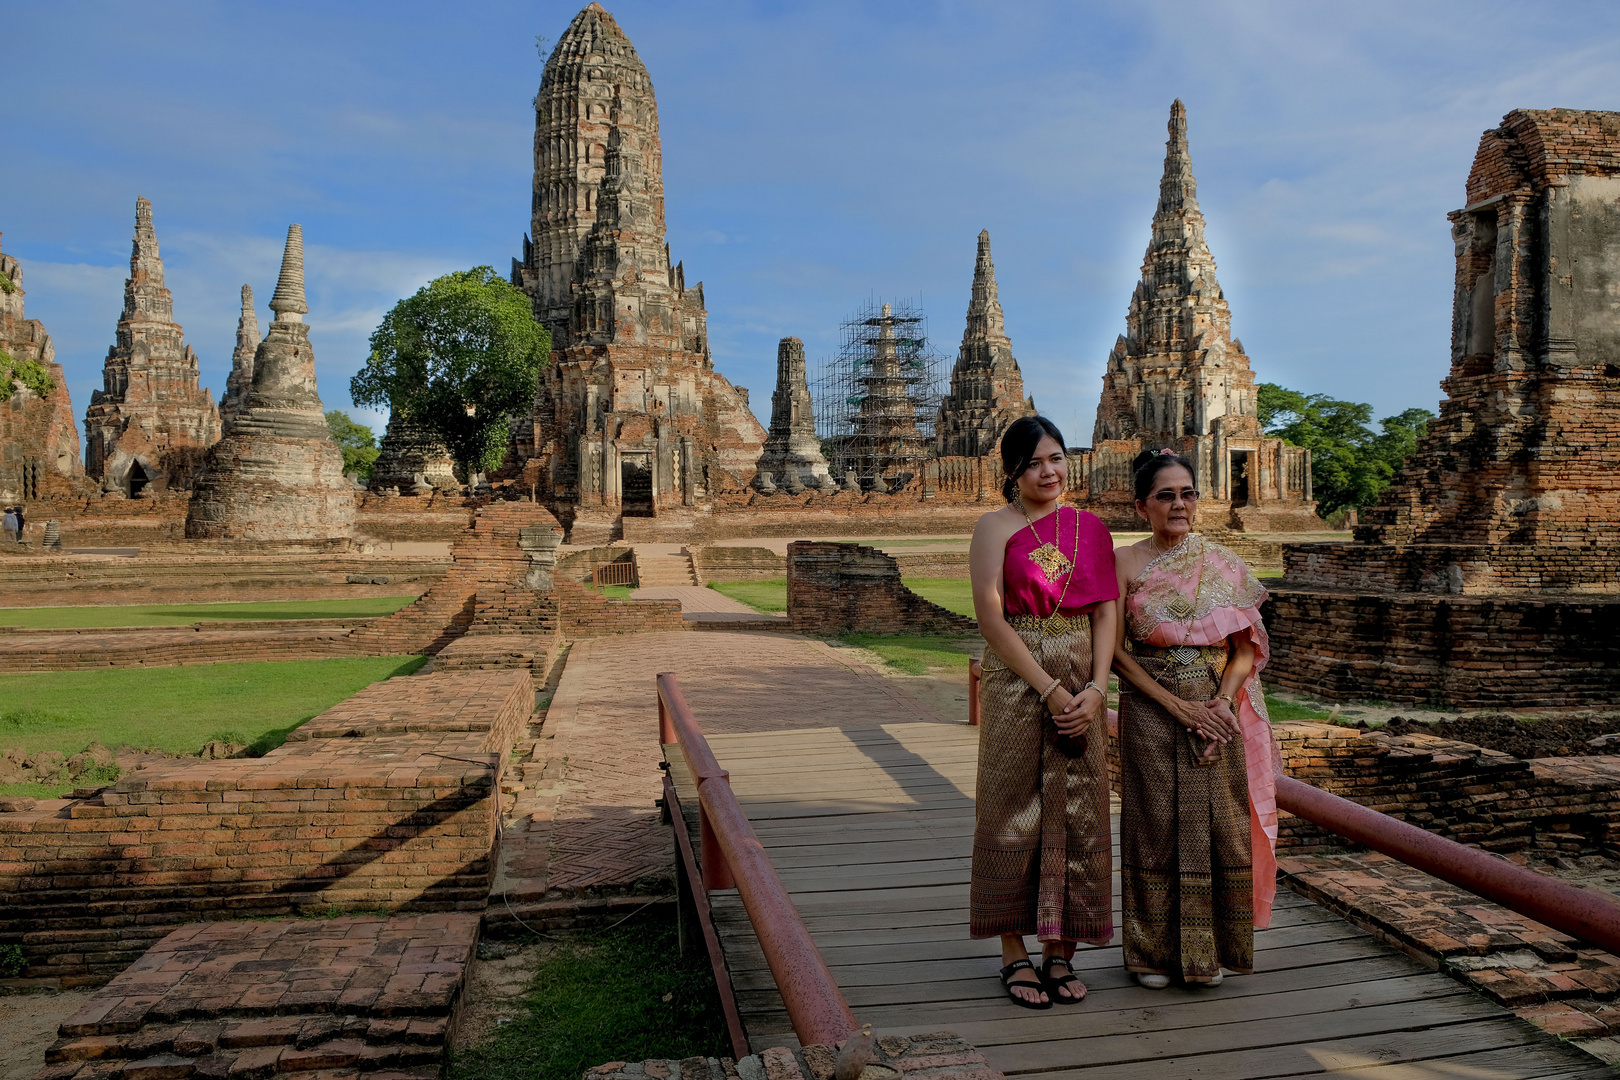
[31,913,476,1080]
[0,670,531,985]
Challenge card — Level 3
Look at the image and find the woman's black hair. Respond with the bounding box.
[999,415,1066,502]
[1132,448,1196,501]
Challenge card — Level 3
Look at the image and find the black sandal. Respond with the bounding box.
[1041,955,1086,1004]
[999,958,1053,1010]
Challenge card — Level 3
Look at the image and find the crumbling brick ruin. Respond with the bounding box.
[1267,108,1620,706]
[0,234,84,505]
[217,284,259,437]
[936,230,1034,458]
[185,226,356,545]
[752,336,832,493]
[369,413,459,494]
[1091,101,1316,530]
[787,540,976,636]
[510,3,765,543]
[82,197,221,498]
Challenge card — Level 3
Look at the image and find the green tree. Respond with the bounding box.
[324,410,380,481]
[350,267,550,483]
[1257,383,1432,516]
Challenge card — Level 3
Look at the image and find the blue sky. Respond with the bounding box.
[6,1,1620,446]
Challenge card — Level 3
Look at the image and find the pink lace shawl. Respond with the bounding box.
[1123,533,1279,928]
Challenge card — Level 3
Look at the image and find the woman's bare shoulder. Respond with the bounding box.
[973,503,1022,541]
[1113,539,1154,576]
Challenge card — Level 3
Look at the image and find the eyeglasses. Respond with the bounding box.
[1150,488,1200,504]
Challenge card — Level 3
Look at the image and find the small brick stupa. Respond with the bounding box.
[752,337,831,492]
[1267,108,1620,708]
[218,284,260,437]
[185,226,356,544]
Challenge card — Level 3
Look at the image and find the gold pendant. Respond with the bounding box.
[1170,646,1202,665]
[1027,542,1073,584]
[1165,594,1195,620]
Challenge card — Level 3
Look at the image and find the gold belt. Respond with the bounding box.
[1008,613,1090,637]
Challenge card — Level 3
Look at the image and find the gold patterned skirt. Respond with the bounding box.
[1119,641,1254,980]
[969,617,1112,944]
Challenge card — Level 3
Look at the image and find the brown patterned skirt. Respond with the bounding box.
[969,619,1112,944]
[1119,642,1254,980]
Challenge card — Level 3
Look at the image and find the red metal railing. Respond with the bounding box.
[593,559,637,586]
[1276,775,1620,955]
[657,672,858,1048]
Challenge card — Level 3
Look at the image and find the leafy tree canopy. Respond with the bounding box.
[1257,383,1434,516]
[324,410,380,481]
[0,347,53,398]
[350,267,550,481]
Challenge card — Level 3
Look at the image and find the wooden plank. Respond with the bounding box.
[1017,1019,1570,1080]
[685,719,1590,1080]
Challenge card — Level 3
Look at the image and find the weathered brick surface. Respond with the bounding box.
[584,1030,1003,1080]
[1270,721,1620,858]
[787,541,976,636]
[0,235,86,506]
[1265,588,1620,708]
[1268,108,1620,707]
[30,914,476,1080]
[0,670,530,984]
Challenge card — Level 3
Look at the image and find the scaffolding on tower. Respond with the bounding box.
[813,299,946,492]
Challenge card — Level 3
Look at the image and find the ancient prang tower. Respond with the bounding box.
[0,235,84,504]
[82,197,221,498]
[936,230,1033,457]
[753,337,831,493]
[1267,108,1620,707]
[218,285,260,437]
[511,3,765,541]
[185,226,355,544]
[1092,101,1314,529]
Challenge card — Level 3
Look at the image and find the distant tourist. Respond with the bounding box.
[967,416,1118,1009]
[1111,449,1280,989]
[12,504,23,540]
[1,507,16,543]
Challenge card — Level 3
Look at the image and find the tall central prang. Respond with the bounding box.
[511,3,764,542]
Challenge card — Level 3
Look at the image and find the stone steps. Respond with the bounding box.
[632,551,697,587]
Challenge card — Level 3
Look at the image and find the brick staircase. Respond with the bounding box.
[632,548,698,586]
[436,586,561,672]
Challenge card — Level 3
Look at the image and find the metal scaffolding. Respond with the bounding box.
[813,299,945,492]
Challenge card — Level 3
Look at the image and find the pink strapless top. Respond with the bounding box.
[1002,506,1118,617]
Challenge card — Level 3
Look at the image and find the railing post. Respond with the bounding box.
[699,791,736,891]
[658,691,674,746]
[967,658,981,726]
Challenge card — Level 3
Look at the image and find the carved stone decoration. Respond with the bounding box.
[510,4,765,534]
[936,231,1034,457]
[219,285,260,437]
[1089,101,1314,528]
[754,336,831,489]
[518,524,563,592]
[83,197,222,496]
[184,225,356,543]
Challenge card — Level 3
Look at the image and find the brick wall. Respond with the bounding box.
[553,579,685,637]
[691,545,784,582]
[1284,542,1620,596]
[0,669,531,985]
[1264,587,1620,708]
[1270,721,1620,860]
[787,541,978,636]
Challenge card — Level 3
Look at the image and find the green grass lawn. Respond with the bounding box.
[0,596,418,629]
[450,910,727,1080]
[594,584,635,600]
[902,576,976,618]
[841,632,979,675]
[1262,694,1333,722]
[0,655,427,795]
[708,579,786,612]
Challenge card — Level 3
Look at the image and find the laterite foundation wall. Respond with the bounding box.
[0,669,531,986]
[1264,588,1620,707]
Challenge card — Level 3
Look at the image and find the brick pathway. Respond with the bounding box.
[1281,849,1620,1053]
[494,631,957,911]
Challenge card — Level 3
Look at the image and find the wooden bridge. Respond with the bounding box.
[660,680,1608,1079]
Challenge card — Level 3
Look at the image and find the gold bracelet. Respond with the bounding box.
[1216,693,1236,708]
[1038,678,1062,704]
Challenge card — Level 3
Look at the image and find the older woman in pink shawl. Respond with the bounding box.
[1111,449,1279,990]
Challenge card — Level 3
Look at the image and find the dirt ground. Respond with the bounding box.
[0,989,95,1080]
[453,940,549,1053]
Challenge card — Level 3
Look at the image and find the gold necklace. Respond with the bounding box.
[1016,497,1075,585]
[1016,498,1080,633]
